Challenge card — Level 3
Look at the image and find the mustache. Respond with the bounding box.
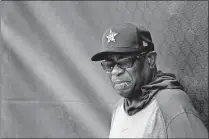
[111,74,133,84]
[111,79,132,84]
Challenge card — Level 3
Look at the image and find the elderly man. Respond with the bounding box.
[91,23,208,138]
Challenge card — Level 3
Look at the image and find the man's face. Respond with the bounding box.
[101,53,147,98]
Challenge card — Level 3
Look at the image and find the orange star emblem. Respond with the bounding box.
[106,29,118,43]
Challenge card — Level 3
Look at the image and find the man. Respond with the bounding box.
[91,23,208,138]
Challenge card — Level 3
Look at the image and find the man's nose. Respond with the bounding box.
[111,65,124,76]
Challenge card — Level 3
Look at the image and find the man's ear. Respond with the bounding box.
[146,51,157,69]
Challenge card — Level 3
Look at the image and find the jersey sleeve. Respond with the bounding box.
[166,112,208,138]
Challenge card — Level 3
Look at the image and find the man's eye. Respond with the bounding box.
[118,58,132,63]
[108,63,114,68]
[105,62,114,67]
[110,66,114,69]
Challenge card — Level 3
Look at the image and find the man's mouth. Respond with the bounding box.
[113,81,132,90]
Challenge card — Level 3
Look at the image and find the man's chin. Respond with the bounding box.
[115,87,133,98]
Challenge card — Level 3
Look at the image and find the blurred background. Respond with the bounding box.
[0,1,208,138]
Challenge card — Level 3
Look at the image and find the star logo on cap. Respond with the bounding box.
[143,41,148,47]
[106,29,118,43]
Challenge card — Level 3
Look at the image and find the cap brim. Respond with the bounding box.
[91,48,142,61]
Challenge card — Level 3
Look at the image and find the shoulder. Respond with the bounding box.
[111,98,124,116]
[114,98,124,111]
[110,98,124,125]
[154,89,199,126]
[154,89,208,138]
[155,89,196,112]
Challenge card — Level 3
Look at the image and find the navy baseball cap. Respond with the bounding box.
[91,23,154,61]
